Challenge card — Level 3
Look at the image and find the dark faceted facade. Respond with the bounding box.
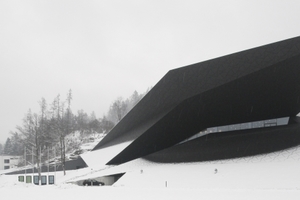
[94,36,300,165]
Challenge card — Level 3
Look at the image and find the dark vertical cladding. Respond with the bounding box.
[93,36,300,165]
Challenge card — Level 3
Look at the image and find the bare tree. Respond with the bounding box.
[125,90,144,114]
[60,89,73,176]
[107,97,127,124]
[52,94,67,175]
[17,104,46,185]
[49,90,73,176]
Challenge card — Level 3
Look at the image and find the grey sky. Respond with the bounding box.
[1,0,300,143]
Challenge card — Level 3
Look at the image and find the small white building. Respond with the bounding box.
[0,155,20,170]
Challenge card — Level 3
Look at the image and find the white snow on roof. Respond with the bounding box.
[80,141,133,168]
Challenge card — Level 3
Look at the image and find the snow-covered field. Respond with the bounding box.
[1,144,300,199]
[1,182,299,200]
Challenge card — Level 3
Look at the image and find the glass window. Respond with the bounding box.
[210,127,217,132]
[264,119,277,126]
[184,117,290,144]
[18,176,24,182]
[41,176,47,185]
[217,126,228,132]
[49,175,54,185]
[252,121,264,128]
[277,117,289,125]
[4,166,10,169]
[4,159,10,163]
[26,176,32,183]
[34,176,39,185]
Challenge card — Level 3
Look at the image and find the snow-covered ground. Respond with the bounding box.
[1,142,300,199]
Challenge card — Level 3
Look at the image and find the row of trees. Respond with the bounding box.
[1,89,147,178]
[107,90,145,124]
[9,90,74,179]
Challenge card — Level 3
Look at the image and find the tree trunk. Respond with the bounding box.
[35,146,41,185]
[60,136,66,176]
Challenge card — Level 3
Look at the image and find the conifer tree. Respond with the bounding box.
[0,143,3,155]
[3,138,13,155]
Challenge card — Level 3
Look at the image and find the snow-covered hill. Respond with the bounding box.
[1,136,300,199]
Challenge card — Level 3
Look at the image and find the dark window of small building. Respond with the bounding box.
[26,176,32,183]
[49,175,54,185]
[18,176,24,182]
[4,159,10,163]
[4,166,10,169]
[41,176,47,185]
[33,176,39,185]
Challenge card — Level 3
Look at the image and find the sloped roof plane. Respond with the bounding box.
[93,36,300,165]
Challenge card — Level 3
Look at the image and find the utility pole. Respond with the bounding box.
[54,147,56,185]
[32,148,34,180]
[48,147,49,176]
[39,146,41,185]
[24,147,26,180]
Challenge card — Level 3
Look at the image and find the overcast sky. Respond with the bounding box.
[1,0,300,144]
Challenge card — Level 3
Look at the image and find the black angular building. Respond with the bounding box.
[93,36,300,165]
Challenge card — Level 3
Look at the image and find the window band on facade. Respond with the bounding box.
[180,117,289,144]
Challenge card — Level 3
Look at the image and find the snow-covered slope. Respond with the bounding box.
[68,144,300,190]
[1,145,300,199]
[1,140,300,199]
